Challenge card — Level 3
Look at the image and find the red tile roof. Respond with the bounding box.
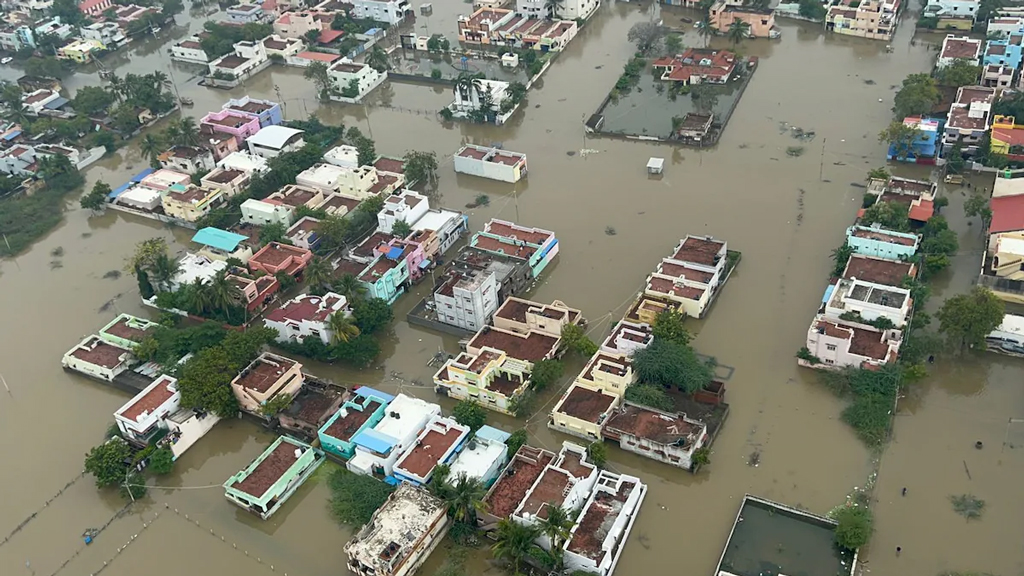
[990,194,1024,233]
[318,29,344,43]
[121,378,176,422]
[296,51,340,63]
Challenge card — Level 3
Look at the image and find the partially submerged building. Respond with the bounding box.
[223,435,324,520]
[480,444,556,528]
[433,347,532,414]
[603,402,708,470]
[453,144,528,183]
[802,315,902,370]
[845,224,920,260]
[822,277,913,328]
[62,335,134,382]
[347,393,441,477]
[470,219,558,278]
[511,442,598,542]
[114,374,220,459]
[344,483,449,576]
[393,416,470,486]
[447,425,511,487]
[562,471,648,576]
[986,313,1024,356]
[319,387,395,459]
[549,382,620,441]
[277,384,346,440]
[98,313,158,350]
[644,235,729,319]
[263,292,351,345]
[230,352,304,415]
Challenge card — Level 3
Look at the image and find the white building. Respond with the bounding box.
[62,335,133,382]
[824,278,913,328]
[161,146,216,174]
[988,16,1024,37]
[517,0,599,20]
[513,442,598,549]
[986,313,1024,355]
[803,315,902,370]
[393,416,470,485]
[246,125,306,158]
[328,59,387,102]
[264,292,351,345]
[412,209,468,255]
[923,0,979,20]
[447,425,510,486]
[378,189,429,234]
[453,144,527,183]
[344,483,449,576]
[433,266,499,332]
[296,163,379,199]
[449,79,518,126]
[241,198,295,226]
[562,470,648,576]
[22,89,60,114]
[227,3,266,22]
[936,34,983,69]
[80,21,127,49]
[347,393,441,477]
[208,40,269,79]
[171,35,210,64]
[287,216,322,250]
[116,186,163,211]
[218,150,270,174]
[323,144,360,168]
[113,374,220,459]
[169,253,229,291]
[349,0,410,25]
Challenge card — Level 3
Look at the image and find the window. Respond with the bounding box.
[826,344,837,351]
[825,359,834,364]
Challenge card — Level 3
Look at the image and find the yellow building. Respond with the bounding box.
[57,39,104,63]
[991,115,1024,157]
[433,347,531,415]
[549,382,620,441]
[161,183,223,223]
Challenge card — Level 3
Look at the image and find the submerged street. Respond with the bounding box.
[0,2,1022,576]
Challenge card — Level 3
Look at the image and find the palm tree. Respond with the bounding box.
[107,73,124,103]
[327,311,360,343]
[453,73,484,106]
[152,70,169,88]
[544,0,565,19]
[332,273,368,302]
[139,133,165,168]
[148,252,180,292]
[696,19,714,48]
[184,277,212,314]
[727,18,750,47]
[365,45,391,73]
[164,122,182,150]
[492,518,542,575]
[537,504,574,568]
[444,473,487,524]
[175,117,200,147]
[304,256,332,291]
[7,103,29,127]
[208,270,241,320]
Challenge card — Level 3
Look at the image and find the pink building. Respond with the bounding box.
[802,315,902,370]
[200,125,239,161]
[383,238,427,281]
[79,0,115,15]
[200,110,262,146]
[709,0,778,38]
[227,273,280,312]
[248,242,313,277]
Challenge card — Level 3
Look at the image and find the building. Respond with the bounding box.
[550,382,620,440]
[378,189,429,234]
[318,387,395,458]
[329,60,387,102]
[434,347,532,414]
[562,470,647,576]
[990,115,1024,161]
[200,125,239,161]
[200,167,250,198]
[603,402,708,470]
[264,292,350,345]
[262,34,304,59]
[457,8,514,45]
[349,0,410,25]
[448,78,519,125]
[922,0,980,20]
[467,324,561,364]
[652,49,736,85]
[938,34,983,69]
[842,253,916,286]
[942,85,996,157]
[289,50,341,67]
[201,110,262,146]
[344,484,448,576]
[822,277,913,328]
[358,249,411,304]
[862,176,936,225]
[324,144,360,168]
[56,39,103,63]
[982,64,1015,89]
[161,184,223,222]
[453,145,528,183]
[208,40,269,82]
[21,89,60,114]
[826,0,897,40]
[191,227,253,263]
[286,216,322,250]
[296,163,379,198]
[80,21,127,50]
[493,297,581,337]
[447,425,511,486]
[393,416,470,485]
[247,125,305,158]
[223,435,324,519]
[988,16,1024,37]
[79,0,116,16]
[62,335,133,381]
[240,198,294,227]
[171,35,210,64]
[516,0,598,20]
[347,393,441,477]
[709,0,778,38]
[986,313,1024,355]
[886,116,941,163]
[168,253,228,291]
[471,219,558,278]
[227,3,266,22]
[412,208,468,256]
[98,313,158,349]
[803,315,902,369]
[511,442,598,539]
[273,10,333,38]
[248,242,313,276]
[983,31,1023,73]
[113,374,219,458]
[277,385,346,440]
[845,224,920,260]
[267,183,326,209]
[230,352,305,415]
[159,146,215,174]
[227,272,280,312]
[432,266,499,332]
[480,445,555,526]
[986,232,1024,284]
[223,96,283,128]
[643,235,728,319]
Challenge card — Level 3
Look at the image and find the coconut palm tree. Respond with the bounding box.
[538,504,574,568]
[327,311,360,344]
[151,70,170,89]
[492,519,542,575]
[207,270,241,320]
[696,19,714,47]
[544,0,565,19]
[453,73,484,106]
[365,45,391,73]
[727,18,750,47]
[304,256,333,292]
[444,473,487,524]
[107,74,124,103]
[332,273,368,302]
[148,252,180,292]
[174,117,200,147]
[184,277,212,314]
[139,133,165,168]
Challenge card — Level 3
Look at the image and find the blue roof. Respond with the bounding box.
[352,428,397,454]
[3,130,21,141]
[418,259,432,269]
[475,425,511,444]
[386,246,404,260]
[192,227,248,252]
[43,96,68,110]
[130,167,155,183]
[822,285,835,305]
[108,182,133,199]
[354,386,395,404]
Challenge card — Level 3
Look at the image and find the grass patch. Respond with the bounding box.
[327,466,395,526]
[819,365,900,446]
[786,146,806,157]
[950,494,985,521]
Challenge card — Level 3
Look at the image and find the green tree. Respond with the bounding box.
[391,220,413,238]
[964,192,992,227]
[506,81,528,105]
[333,334,381,367]
[664,33,683,55]
[316,215,350,251]
[304,61,332,99]
[492,519,543,575]
[919,215,959,277]
[878,120,921,160]
[587,441,607,467]
[627,21,664,54]
[560,323,598,357]
[24,56,64,79]
[538,504,574,569]
[860,201,910,232]
[84,437,133,488]
[623,383,675,411]
[866,167,890,181]
[893,73,941,120]
[937,287,1005,353]
[403,150,439,187]
[352,297,393,333]
[170,117,200,148]
[506,429,528,457]
[833,506,873,550]
[443,473,488,524]
[452,400,488,432]
[696,19,714,48]
[72,86,115,116]
[633,339,716,393]
[798,0,827,20]
[207,270,243,321]
[80,181,111,212]
[332,273,368,301]
[727,18,751,47]
[328,467,395,525]
[259,394,293,417]
[52,0,87,25]
[946,142,966,174]
[304,255,333,290]
[365,44,391,73]
[139,133,166,168]
[935,58,982,87]
[426,34,450,53]
[652,309,690,345]
[831,243,854,277]
[148,446,175,475]
[530,359,564,390]
[327,311,361,343]
[177,347,240,417]
[259,221,287,245]
[355,136,377,166]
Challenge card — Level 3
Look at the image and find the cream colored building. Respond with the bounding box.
[230,352,305,415]
[161,184,223,223]
[433,347,531,415]
[549,381,620,441]
[492,297,582,338]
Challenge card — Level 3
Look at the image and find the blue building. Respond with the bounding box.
[846,224,920,261]
[984,32,1024,71]
[317,387,394,459]
[223,96,283,128]
[886,117,942,164]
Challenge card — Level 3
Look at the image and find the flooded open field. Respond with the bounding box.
[1,2,1021,576]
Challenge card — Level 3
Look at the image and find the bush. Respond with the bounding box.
[452,400,487,432]
[148,446,175,475]
[506,429,528,456]
[587,441,607,467]
[624,383,675,411]
[832,505,873,550]
[328,467,395,525]
[431,68,442,80]
[529,359,564,390]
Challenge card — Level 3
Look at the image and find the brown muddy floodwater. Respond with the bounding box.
[1,2,1022,576]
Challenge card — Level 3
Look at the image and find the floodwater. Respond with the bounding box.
[1,2,1021,576]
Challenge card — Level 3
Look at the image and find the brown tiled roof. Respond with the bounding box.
[236,356,296,392]
[485,446,554,518]
[468,328,558,363]
[849,326,891,360]
[672,236,724,265]
[842,255,913,286]
[604,404,701,447]
[121,379,175,422]
[397,425,464,478]
[233,442,299,497]
[558,385,615,423]
[324,398,383,441]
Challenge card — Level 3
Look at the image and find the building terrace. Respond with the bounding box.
[554,383,618,426]
[393,416,470,485]
[345,484,449,576]
[842,254,915,286]
[223,435,324,520]
[466,326,559,364]
[563,471,647,576]
[482,445,555,523]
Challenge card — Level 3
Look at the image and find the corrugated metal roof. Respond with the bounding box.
[130,167,156,182]
[107,181,133,199]
[191,227,248,252]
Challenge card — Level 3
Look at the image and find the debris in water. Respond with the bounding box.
[50,246,64,257]
[49,260,63,270]
[822,179,832,183]
[605,226,617,236]
[594,65,603,69]
[790,127,816,141]
[738,143,749,149]
[950,494,985,520]
[748,450,761,467]
[786,146,805,157]
[465,194,490,209]
[81,232,92,238]
[566,151,577,156]
[863,79,876,85]
[103,270,121,280]
[850,182,867,189]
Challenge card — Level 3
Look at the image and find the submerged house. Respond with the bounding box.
[392,416,471,486]
[318,387,395,459]
[447,425,511,487]
[223,435,324,519]
[562,470,648,576]
[346,393,441,477]
[602,402,708,471]
[113,374,221,459]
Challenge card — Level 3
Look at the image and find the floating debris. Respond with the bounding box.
[850,182,867,189]
[748,450,761,467]
[103,270,121,280]
[786,146,806,157]
[863,79,876,85]
[465,194,490,209]
[49,260,63,270]
[50,246,64,257]
[605,226,617,236]
[566,150,577,156]
[950,494,985,521]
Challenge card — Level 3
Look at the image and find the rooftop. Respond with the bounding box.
[849,225,918,246]
[231,440,302,498]
[235,354,298,393]
[484,219,554,245]
[940,35,982,60]
[265,292,346,324]
[647,276,706,300]
[118,375,176,423]
[565,477,640,562]
[467,327,558,363]
[69,336,130,369]
[485,446,555,518]
[102,314,154,343]
[345,484,447,573]
[214,55,251,70]
[366,394,440,448]
[374,157,405,174]
[848,325,894,360]
[990,193,1024,233]
[672,235,725,266]
[556,383,617,423]
[846,280,908,308]
[251,242,310,267]
[842,254,913,286]
[192,227,248,252]
[324,397,386,441]
[248,125,304,150]
[605,402,704,448]
[448,426,510,480]
[395,418,468,479]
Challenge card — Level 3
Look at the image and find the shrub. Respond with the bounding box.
[832,505,873,550]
